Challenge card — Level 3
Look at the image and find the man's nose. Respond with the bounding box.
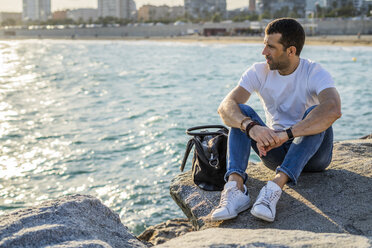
[262,46,268,56]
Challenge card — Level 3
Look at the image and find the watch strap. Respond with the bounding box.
[285,127,294,140]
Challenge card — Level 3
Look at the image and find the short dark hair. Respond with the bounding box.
[265,18,305,56]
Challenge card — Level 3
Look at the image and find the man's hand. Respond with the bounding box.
[265,131,289,152]
[249,127,289,157]
[249,125,281,157]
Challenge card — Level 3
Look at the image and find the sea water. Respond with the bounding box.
[0,40,371,235]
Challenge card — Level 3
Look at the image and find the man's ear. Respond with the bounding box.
[287,46,297,57]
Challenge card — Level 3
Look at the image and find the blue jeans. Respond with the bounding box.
[225,104,333,185]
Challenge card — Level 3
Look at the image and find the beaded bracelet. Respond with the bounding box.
[240,117,251,132]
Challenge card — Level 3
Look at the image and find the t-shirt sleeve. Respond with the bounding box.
[238,63,261,94]
[308,63,335,95]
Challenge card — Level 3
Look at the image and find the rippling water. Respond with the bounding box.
[0,39,371,235]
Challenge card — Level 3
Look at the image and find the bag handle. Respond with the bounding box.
[186,125,228,136]
[180,138,194,172]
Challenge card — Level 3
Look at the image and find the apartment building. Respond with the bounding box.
[138,5,184,22]
[257,0,306,17]
[184,0,227,19]
[22,0,51,21]
[98,0,136,19]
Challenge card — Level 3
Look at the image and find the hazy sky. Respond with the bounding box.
[0,0,248,12]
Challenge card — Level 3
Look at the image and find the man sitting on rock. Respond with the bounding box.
[211,18,342,222]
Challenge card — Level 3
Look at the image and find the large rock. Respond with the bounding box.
[137,218,193,246]
[155,228,372,248]
[170,138,372,236]
[0,195,147,248]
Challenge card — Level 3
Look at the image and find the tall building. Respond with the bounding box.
[184,0,227,19]
[98,0,136,19]
[98,0,115,18]
[352,0,365,10]
[257,0,306,17]
[22,0,51,21]
[249,0,256,12]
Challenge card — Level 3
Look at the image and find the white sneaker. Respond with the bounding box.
[251,181,282,222]
[211,181,250,221]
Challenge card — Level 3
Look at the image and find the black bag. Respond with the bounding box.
[180,125,229,191]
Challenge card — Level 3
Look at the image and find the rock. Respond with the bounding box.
[170,138,372,236]
[169,170,223,229]
[0,194,148,248]
[137,218,193,246]
[155,228,372,248]
[360,134,372,139]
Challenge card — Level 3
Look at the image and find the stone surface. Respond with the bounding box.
[170,138,372,236]
[137,218,193,246]
[155,228,372,248]
[0,194,147,248]
[361,134,372,139]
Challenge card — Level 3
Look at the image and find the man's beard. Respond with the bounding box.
[266,56,290,71]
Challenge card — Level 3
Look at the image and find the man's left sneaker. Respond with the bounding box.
[250,181,282,222]
[211,181,250,221]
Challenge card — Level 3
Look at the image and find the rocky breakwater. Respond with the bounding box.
[0,137,370,248]
[0,195,147,248]
[169,137,372,246]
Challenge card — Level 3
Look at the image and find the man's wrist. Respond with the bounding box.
[280,130,289,141]
[245,121,260,138]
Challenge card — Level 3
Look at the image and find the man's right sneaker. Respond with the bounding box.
[211,181,250,221]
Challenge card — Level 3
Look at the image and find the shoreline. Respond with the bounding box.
[149,35,372,46]
[1,35,372,46]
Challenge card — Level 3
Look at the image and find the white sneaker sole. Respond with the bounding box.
[250,208,275,222]
[211,202,251,221]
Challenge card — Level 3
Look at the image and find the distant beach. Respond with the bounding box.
[136,35,372,46]
[2,35,372,46]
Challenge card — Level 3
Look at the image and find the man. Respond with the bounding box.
[211,18,341,222]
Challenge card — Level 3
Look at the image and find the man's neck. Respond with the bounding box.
[278,57,300,76]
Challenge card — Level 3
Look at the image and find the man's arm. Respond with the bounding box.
[291,87,342,137]
[218,86,280,156]
[258,87,341,155]
[218,86,251,128]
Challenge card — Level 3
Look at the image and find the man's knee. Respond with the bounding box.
[238,104,256,117]
[303,159,331,172]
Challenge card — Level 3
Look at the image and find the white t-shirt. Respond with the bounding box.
[239,58,335,130]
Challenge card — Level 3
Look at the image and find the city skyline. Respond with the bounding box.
[0,0,248,12]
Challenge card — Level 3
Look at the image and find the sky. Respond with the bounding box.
[0,0,248,12]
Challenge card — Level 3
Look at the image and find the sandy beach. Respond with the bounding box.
[2,34,372,46]
[145,35,372,46]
